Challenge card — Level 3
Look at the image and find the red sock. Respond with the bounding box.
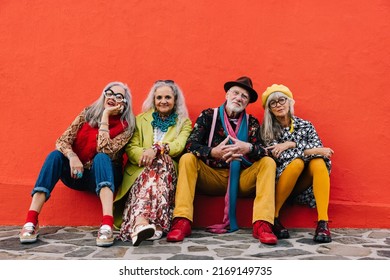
[101,215,113,228]
[25,210,39,225]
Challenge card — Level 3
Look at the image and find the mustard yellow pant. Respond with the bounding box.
[172,153,276,224]
[275,158,330,221]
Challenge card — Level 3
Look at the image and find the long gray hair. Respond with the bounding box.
[261,91,295,146]
[141,80,189,132]
[84,81,135,134]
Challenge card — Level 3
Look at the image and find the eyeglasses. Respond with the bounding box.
[155,80,175,84]
[269,97,288,108]
[229,89,249,102]
[104,89,125,102]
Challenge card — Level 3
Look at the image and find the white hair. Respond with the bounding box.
[261,91,295,145]
[142,80,189,133]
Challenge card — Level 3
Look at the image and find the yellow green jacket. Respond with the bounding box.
[113,109,192,229]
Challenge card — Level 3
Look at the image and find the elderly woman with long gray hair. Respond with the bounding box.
[114,80,192,246]
[260,84,334,243]
[19,81,135,247]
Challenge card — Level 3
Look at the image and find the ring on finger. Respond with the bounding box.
[73,169,78,175]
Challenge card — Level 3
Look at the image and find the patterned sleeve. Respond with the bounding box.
[55,109,87,156]
[186,108,214,161]
[247,116,267,160]
[304,121,323,149]
[164,118,193,158]
[302,120,331,170]
[97,129,132,158]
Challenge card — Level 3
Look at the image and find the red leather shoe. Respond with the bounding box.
[253,220,277,245]
[166,218,192,242]
[314,220,332,243]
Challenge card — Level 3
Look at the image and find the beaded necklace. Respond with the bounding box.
[151,111,177,132]
[153,127,166,144]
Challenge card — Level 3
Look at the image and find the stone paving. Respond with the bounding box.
[0,226,389,260]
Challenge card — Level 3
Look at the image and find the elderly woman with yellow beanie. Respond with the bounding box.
[260,84,334,243]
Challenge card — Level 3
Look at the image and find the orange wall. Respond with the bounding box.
[0,1,389,228]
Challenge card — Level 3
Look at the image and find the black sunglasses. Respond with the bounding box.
[155,80,175,84]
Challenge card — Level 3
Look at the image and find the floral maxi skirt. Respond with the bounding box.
[118,155,177,241]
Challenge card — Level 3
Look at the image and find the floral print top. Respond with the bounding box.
[186,108,267,168]
[55,108,132,169]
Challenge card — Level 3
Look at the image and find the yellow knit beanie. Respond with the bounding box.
[261,84,293,108]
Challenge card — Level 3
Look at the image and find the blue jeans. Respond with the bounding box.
[32,150,122,201]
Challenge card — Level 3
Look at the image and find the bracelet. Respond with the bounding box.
[99,128,109,132]
[98,122,109,126]
[248,143,253,152]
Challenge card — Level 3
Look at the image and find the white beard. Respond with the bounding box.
[226,100,245,114]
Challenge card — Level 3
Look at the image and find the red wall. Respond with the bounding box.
[0,1,389,228]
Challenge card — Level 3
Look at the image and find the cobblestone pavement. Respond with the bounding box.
[1,226,389,260]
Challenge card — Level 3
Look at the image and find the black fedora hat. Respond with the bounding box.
[224,76,258,103]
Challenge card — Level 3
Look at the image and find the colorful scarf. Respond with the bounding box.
[206,104,252,233]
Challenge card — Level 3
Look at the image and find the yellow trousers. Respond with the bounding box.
[275,158,330,221]
[172,153,276,224]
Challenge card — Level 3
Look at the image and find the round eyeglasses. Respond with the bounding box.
[269,97,288,108]
[228,89,249,102]
[104,89,125,102]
